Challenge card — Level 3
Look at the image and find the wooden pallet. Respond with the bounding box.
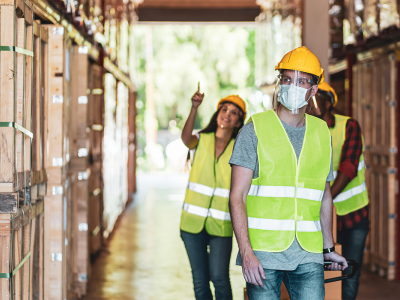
[0,0,34,211]
[352,50,397,280]
[0,201,44,300]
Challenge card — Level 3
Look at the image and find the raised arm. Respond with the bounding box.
[181,84,204,149]
[229,165,266,286]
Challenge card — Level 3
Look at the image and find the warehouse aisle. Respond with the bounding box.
[83,173,245,300]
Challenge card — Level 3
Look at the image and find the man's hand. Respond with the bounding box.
[324,251,348,271]
[241,252,266,286]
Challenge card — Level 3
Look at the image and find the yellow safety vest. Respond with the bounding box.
[247,110,331,253]
[330,114,369,215]
[180,132,234,237]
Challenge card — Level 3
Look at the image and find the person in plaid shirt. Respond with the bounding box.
[309,82,369,300]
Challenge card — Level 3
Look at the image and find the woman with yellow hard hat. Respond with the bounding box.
[180,84,246,300]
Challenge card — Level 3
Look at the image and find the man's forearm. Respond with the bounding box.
[229,196,253,256]
[320,182,334,248]
[229,165,254,256]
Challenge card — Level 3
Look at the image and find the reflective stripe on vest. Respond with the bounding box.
[247,110,331,253]
[333,182,366,203]
[330,114,369,215]
[248,217,321,232]
[183,202,208,217]
[188,182,214,197]
[209,208,231,221]
[183,203,231,220]
[248,185,323,201]
[187,182,230,198]
[333,160,365,179]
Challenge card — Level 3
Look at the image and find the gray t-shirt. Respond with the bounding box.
[229,121,334,271]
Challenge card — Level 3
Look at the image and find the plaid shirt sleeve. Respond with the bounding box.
[336,118,369,231]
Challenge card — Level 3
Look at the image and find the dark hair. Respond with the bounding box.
[198,102,244,139]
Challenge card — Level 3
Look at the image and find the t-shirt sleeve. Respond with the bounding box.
[229,122,258,172]
[326,137,335,182]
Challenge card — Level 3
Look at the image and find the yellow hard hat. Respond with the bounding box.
[275,46,325,84]
[217,95,246,120]
[318,81,338,107]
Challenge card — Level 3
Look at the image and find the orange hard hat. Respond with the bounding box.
[318,81,338,107]
[217,95,246,120]
[275,46,325,84]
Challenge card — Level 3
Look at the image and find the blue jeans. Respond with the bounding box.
[337,215,369,300]
[181,229,233,300]
[246,263,325,300]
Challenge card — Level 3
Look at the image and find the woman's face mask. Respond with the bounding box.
[277,84,313,111]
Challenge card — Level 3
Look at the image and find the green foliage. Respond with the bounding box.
[132,25,256,171]
[134,25,255,130]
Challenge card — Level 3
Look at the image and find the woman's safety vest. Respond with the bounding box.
[247,110,331,253]
[180,132,234,237]
[330,114,369,215]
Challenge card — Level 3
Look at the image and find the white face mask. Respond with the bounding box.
[277,84,312,111]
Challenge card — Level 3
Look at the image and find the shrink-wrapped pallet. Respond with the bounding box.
[364,0,379,38]
[379,0,399,31]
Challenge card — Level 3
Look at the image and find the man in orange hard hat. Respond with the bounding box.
[229,46,347,300]
[309,82,369,300]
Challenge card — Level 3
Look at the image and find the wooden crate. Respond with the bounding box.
[88,63,103,164]
[44,185,63,300]
[103,76,129,238]
[88,163,102,256]
[69,45,90,297]
[30,199,44,300]
[87,64,104,256]
[64,176,74,300]
[42,24,68,300]
[0,205,33,299]
[0,0,34,211]
[70,45,89,166]
[31,21,48,187]
[352,50,397,280]
[128,91,137,197]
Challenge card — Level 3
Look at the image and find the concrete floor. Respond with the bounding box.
[84,173,400,300]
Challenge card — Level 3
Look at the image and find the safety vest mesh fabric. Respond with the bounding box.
[180,132,234,237]
[247,110,331,253]
[330,114,369,216]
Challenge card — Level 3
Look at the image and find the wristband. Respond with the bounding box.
[323,246,335,254]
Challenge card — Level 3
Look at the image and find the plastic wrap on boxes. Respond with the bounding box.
[255,1,302,87]
[379,0,399,31]
[354,0,364,42]
[344,0,356,45]
[363,0,379,38]
[330,1,344,50]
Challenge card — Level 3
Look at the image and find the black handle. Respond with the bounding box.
[323,259,359,284]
